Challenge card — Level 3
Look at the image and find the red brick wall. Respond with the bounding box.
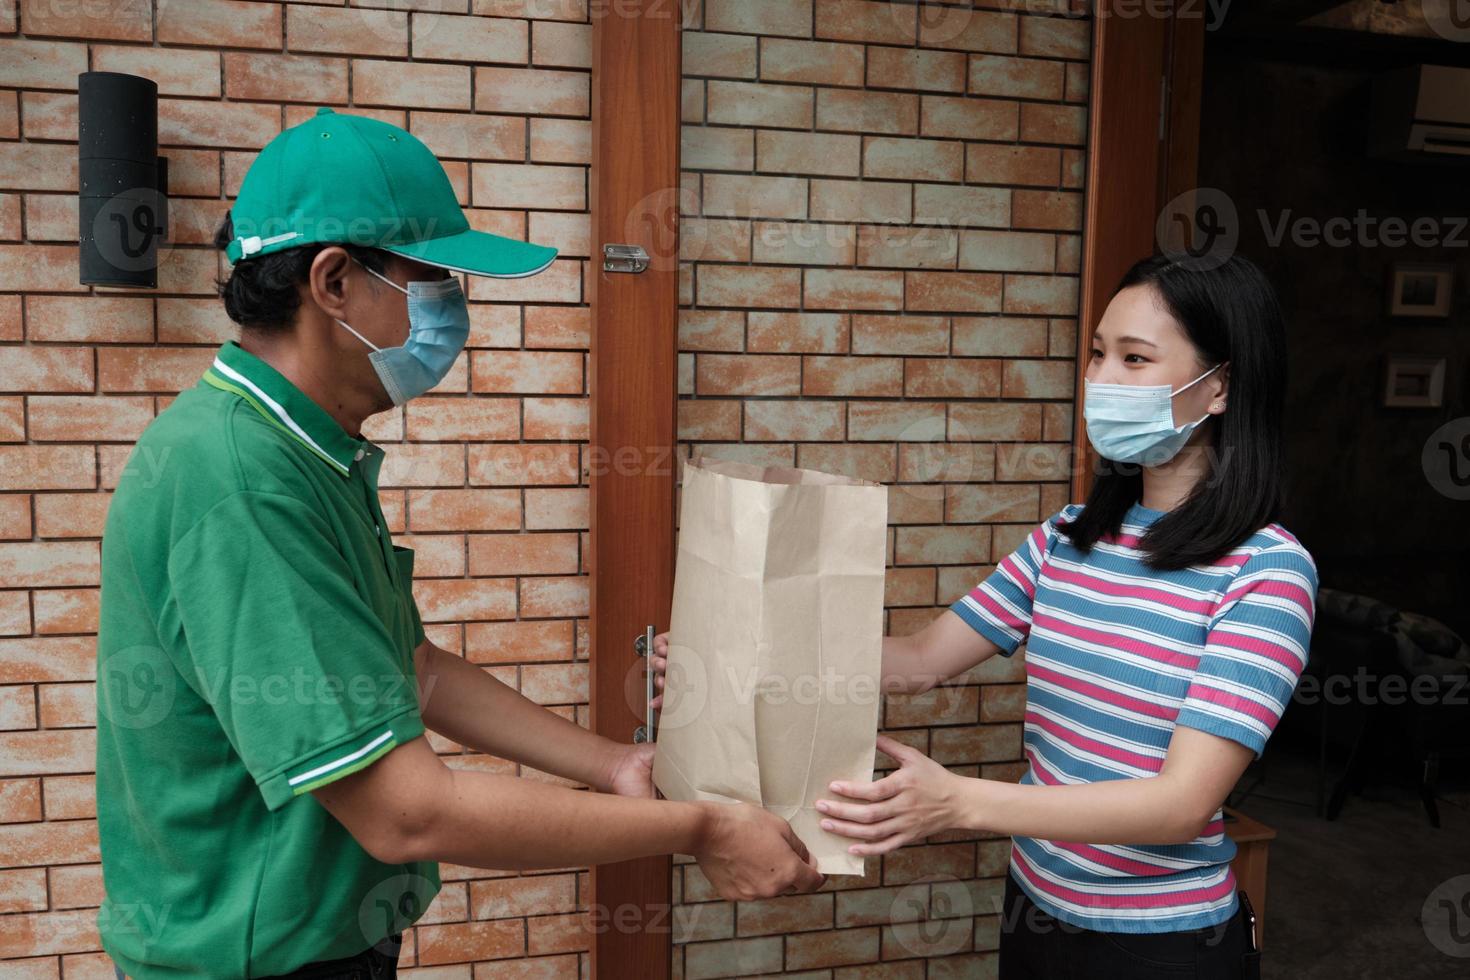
[671,1,1088,976]
[0,0,1088,977]
[1,0,601,975]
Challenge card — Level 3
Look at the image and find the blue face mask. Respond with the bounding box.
[1083,362,1224,465]
[334,259,470,406]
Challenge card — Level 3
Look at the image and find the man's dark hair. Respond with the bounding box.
[1058,252,1288,570]
[213,212,386,332]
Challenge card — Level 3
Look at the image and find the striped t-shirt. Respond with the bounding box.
[950,500,1317,934]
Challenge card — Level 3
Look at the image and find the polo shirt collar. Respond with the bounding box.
[201,341,367,478]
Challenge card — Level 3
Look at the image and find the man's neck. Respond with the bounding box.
[239,329,375,439]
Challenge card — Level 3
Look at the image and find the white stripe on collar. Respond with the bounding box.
[211,357,349,475]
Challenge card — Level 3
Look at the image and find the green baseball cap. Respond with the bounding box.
[223,107,557,278]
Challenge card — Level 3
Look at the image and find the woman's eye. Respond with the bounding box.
[1089,349,1103,359]
[1123,354,1146,364]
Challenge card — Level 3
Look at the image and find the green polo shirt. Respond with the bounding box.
[96,340,440,978]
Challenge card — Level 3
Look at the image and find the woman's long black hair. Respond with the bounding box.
[1057,253,1287,570]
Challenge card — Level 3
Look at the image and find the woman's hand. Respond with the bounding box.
[815,735,968,856]
[650,631,669,710]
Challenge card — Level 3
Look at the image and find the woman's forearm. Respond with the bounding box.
[951,773,1212,846]
[881,633,936,694]
[882,611,1004,695]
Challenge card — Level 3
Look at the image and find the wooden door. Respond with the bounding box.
[587,2,682,978]
[1072,4,1205,502]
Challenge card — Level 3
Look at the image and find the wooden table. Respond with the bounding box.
[1224,806,1275,949]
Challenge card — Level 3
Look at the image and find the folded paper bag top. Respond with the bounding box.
[652,456,888,875]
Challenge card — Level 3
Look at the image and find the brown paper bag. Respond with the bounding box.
[652,456,888,875]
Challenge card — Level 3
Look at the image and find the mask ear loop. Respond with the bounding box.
[350,257,411,432]
[334,256,403,352]
[334,317,381,352]
[358,257,411,296]
[1173,361,1225,396]
[1178,362,1227,430]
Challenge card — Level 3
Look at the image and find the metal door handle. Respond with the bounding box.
[634,625,655,743]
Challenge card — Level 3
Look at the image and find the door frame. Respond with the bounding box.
[1072,3,1205,502]
[587,1,682,978]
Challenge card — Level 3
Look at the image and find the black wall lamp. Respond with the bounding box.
[78,71,169,289]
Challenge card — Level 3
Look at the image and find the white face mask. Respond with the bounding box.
[1083,362,1224,465]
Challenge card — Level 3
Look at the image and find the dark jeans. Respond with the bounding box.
[113,931,402,980]
[999,872,1261,980]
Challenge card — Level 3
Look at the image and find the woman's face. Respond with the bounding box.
[1086,283,1228,429]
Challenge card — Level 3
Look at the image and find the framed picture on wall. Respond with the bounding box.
[1383,355,1446,408]
[1387,263,1454,317]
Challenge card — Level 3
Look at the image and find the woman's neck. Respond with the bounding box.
[1138,440,1218,512]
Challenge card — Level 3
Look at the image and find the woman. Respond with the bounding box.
[656,253,1315,978]
[818,253,1316,978]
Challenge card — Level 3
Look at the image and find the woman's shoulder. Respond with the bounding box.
[1235,522,1318,583]
[1045,502,1088,527]
[1039,502,1087,542]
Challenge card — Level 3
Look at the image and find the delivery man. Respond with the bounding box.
[95,108,821,980]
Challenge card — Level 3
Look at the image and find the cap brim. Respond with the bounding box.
[381,228,558,279]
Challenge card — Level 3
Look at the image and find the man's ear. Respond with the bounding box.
[308,246,356,324]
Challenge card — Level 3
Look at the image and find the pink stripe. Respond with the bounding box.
[1219,579,1314,616]
[1046,839,1190,877]
[1026,746,1055,783]
[1102,534,1249,571]
[1043,564,1214,616]
[1025,709,1159,771]
[972,586,1026,633]
[1184,684,1281,727]
[1013,848,1237,912]
[1033,611,1201,670]
[999,549,1039,600]
[1027,662,1177,722]
[1208,629,1304,672]
[1266,524,1303,547]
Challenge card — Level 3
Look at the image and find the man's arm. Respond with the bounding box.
[312,734,825,901]
[411,639,636,794]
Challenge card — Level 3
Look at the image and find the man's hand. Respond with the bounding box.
[814,735,964,857]
[601,741,656,799]
[693,802,826,901]
[650,630,669,711]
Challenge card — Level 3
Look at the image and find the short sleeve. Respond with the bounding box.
[1174,542,1319,760]
[168,490,425,810]
[408,594,427,649]
[393,544,428,650]
[949,507,1074,657]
